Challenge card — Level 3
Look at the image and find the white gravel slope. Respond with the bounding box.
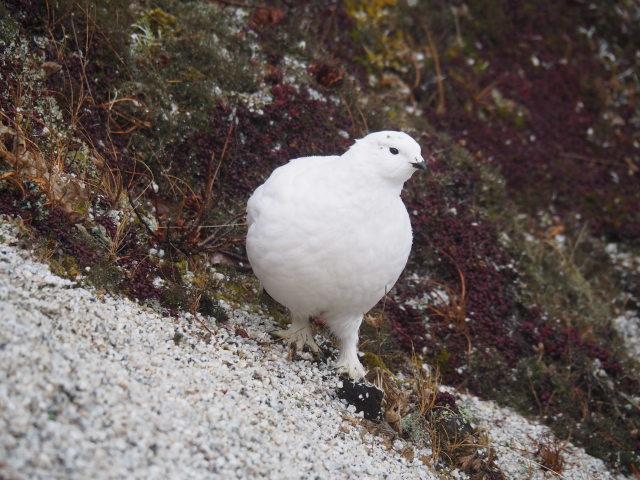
[0,229,633,480]
[455,392,631,480]
[0,240,436,480]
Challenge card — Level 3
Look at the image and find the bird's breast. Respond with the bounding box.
[246,180,413,315]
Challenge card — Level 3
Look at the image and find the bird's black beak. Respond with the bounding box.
[411,160,427,170]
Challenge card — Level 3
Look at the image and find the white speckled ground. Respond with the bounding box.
[0,221,633,479]
[0,234,435,479]
[454,391,631,480]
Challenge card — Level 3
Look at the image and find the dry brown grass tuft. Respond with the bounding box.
[532,435,567,476]
[414,254,472,358]
[0,121,89,222]
[368,367,410,433]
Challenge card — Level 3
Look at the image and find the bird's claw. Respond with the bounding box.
[272,325,320,353]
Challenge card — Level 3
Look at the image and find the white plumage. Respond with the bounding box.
[246,131,425,379]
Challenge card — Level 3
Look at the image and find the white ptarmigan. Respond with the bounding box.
[246,131,426,380]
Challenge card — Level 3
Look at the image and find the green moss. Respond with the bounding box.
[197,290,229,322]
[401,412,431,446]
[512,113,526,128]
[344,0,411,73]
[345,0,397,22]
[143,8,178,35]
[125,1,259,128]
[85,262,125,293]
[173,260,190,277]
[162,282,194,311]
[362,351,388,370]
[514,222,619,338]
[48,255,81,279]
[465,0,511,46]
[0,5,19,42]
[437,348,451,367]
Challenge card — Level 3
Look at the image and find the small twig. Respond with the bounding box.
[561,151,631,168]
[424,25,446,116]
[214,248,249,264]
[96,98,153,135]
[355,103,369,133]
[568,221,589,265]
[158,221,246,230]
[339,95,358,137]
[210,0,260,8]
[473,79,500,104]
[191,301,215,337]
[197,212,246,247]
[317,4,337,51]
[73,1,131,77]
[502,442,570,479]
[187,120,235,241]
[410,50,422,91]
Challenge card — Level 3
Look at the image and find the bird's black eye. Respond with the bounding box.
[389,147,399,155]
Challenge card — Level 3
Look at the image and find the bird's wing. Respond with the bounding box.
[246,155,338,227]
[246,184,264,228]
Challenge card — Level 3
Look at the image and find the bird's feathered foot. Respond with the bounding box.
[334,354,366,380]
[324,314,367,380]
[272,322,320,353]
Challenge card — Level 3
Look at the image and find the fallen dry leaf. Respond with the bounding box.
[42,61,62,77]
[250,6,285,27]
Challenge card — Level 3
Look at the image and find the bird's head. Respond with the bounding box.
[347,131,427,184]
